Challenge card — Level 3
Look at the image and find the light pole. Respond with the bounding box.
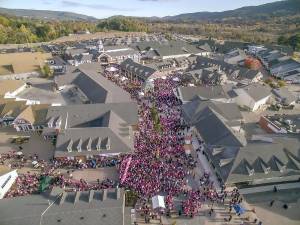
[39,193,62,225]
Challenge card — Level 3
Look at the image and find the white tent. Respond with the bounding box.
[121,76,128,81]
[152,195,165,209]
[105,67,119,72]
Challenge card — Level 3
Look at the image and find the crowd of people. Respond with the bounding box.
[119,77,193,197]
[1,151,120,198]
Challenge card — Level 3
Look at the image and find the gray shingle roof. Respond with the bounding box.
[239,83,271,101]
[47,102,138,157]
[134,40,203,58]
[226,135,300,184]
[272,88,297,105]
[0,188,130,225]
[177,85,231,102]
[182,99,246,147]
[182,98,243,124]
[55,64,132,104]
[120,58,157,82]
[193,107,246,147]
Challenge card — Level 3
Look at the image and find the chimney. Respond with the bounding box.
[88,190,94,203]
[102,189,107,201]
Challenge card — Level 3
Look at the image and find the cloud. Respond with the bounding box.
[61,0,136,11]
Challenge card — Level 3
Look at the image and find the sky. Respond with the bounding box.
[0,0,279,19]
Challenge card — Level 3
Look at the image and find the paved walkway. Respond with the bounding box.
[191,137,221,191]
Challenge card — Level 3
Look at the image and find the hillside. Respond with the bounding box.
[0,7,97,21]
[163,0,300,21]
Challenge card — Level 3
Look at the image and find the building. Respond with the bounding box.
[233,83,271,111]
[0,188,131,225]
[134,40,210,60]
[97,45,140,64]
[182,97,246,148]
[48,56,67,75]
[224,49,247,65]
[45,102,138,160]
[55,64,133,104]
[184,68,228,86]
[120,58,159,83]
[175,85,234,104]
[0,100,27,126]
[232,68,263,84]
[270,58,300,81]
[259,115,300,134]
[12,104,49,132]
[208,135,300,187]
[272,88,297,106]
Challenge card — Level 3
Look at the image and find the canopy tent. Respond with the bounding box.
[105,67,119,72]
[39,176,52,193]
[152,195,166,209]
[233,204,246,215]
[120,76,128,81]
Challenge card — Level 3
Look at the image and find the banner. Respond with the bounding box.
[120,156,132,184]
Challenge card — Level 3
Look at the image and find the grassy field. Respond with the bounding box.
[0,52,52,75]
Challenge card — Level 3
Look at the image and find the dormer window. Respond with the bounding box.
[87,138,92,151]
[67,139,73,152]
[96,137,102,151]
[106,138,111,150]
[77,138,82,152]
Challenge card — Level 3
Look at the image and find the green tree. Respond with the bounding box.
[41,64,54,78]
[288,33,300,51]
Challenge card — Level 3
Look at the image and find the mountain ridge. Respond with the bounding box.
[161,0,300,21]
[0,7,97,21]
[0,0,299,22]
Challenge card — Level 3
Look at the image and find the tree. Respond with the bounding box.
[278,80,286,87]
[288,33,300,51]
[41,64,54,78]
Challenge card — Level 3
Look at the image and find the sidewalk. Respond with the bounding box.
[191,137,221,191]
